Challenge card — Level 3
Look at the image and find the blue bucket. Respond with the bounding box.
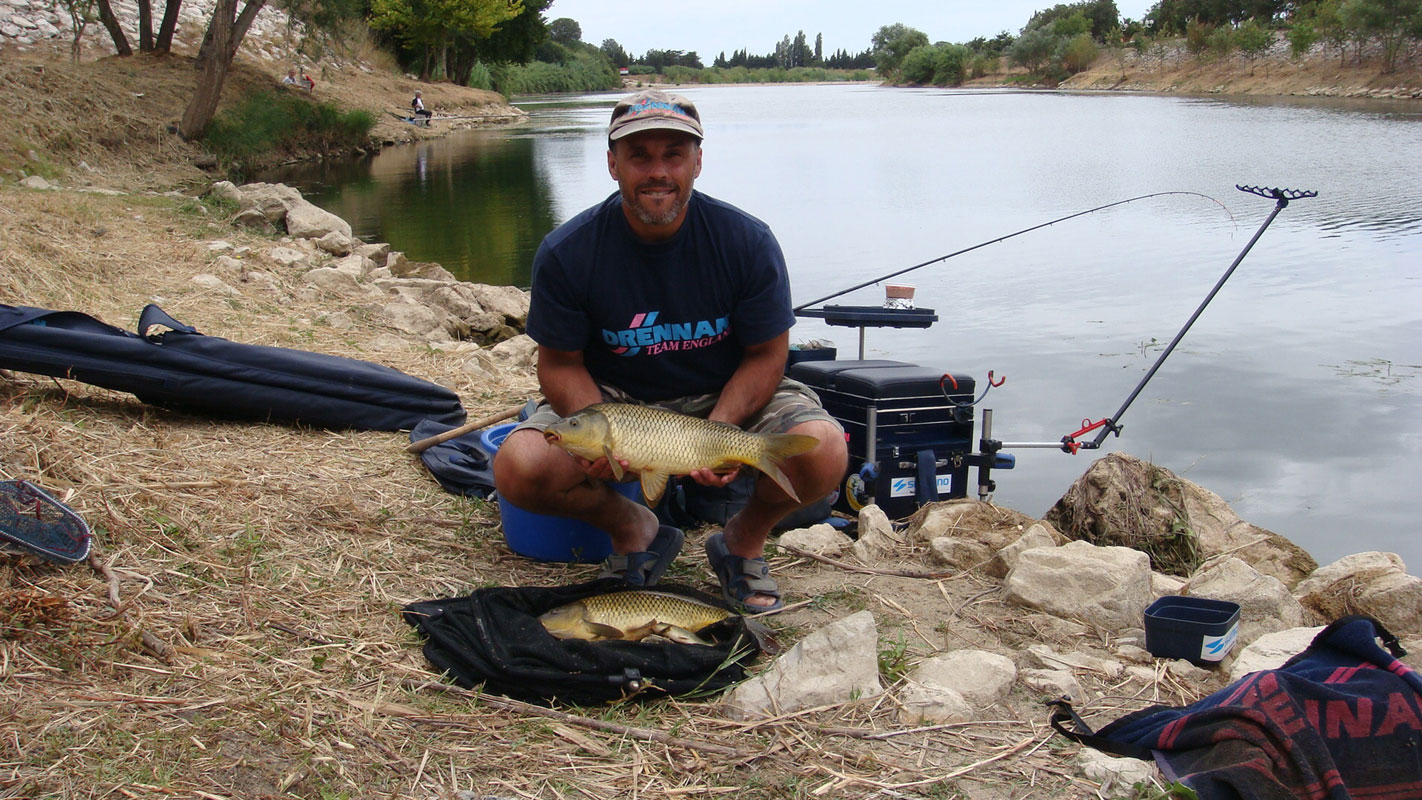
[481,422,642,563]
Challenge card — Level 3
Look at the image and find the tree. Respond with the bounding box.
[1339,0,1422,71]
[871,23,929,77]
[1235,18,1273,71]
[369,0,523,80]
[46,0,96,61]
[601,37,629,67]
[547,16,579,44]
[1009,27,1059,72]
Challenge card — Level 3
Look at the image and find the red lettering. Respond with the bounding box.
[1259,689,1307,737]
[1304,699,1321,731]
[1376,693,1422,737]
[1325,698,1372,738]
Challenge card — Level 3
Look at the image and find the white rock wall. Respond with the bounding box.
[1,0,305,64]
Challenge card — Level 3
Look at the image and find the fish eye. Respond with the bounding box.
[569,419,580,427]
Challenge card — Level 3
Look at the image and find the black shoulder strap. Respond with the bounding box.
[137,304,198,338]
[1045,697,1157,761]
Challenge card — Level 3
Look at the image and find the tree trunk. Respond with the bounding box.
[137,0,153,52]
[94,0,132,56]
[180,0,266,139]
[155,0,182,53]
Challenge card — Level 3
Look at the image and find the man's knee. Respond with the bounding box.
[491,428,550,507]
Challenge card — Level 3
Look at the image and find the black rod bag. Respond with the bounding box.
[0,303,465,431]
[403,579,763,706]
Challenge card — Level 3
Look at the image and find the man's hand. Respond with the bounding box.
[569,452,630,481]
[688,466,740,488]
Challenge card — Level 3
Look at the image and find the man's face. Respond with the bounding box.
[607,130,702,240]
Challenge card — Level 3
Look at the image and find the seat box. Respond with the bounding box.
[790,360,976,518]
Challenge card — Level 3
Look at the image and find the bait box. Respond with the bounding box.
[482,423,639,563]
[788,359,975,518]
[1144,595,1241,666]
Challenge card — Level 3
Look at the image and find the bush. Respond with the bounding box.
[1062,32,1098,72]
[1206,25,1235,58]
[1185,18,1214,53]
[1287,19,1320,58]
[466,61,494,91]
[495,51,619,94]
[203,91,374,174]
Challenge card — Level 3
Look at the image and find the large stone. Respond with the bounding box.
[906,649,1017,708]
[1183,556,1311,645]
[1294,552,1422,636]
[778,523,853,556]
[237,182,303,223]
[1004,540,1152,629]
[720,610,882,720]
[1046,453,1317,586]
[987,522,1060,578]
[285,200,352,239]
[908,499,1045,552]
[1228,626,1324,680]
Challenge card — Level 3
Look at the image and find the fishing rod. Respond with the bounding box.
[793,190,1228,314]
[984,186,1318,485]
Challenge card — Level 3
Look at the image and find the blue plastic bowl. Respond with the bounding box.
[482,422,641,563]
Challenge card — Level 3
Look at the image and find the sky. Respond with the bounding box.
[546,0,1156,62]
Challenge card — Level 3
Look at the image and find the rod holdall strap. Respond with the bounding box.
[137,304,198,338]
[1045,697,1155,761]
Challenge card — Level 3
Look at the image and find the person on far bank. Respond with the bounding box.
[411,90,432,121]
[282,67,314,92]
[492,89,848,613]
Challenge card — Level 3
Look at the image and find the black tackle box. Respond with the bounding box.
[789,359,975,518]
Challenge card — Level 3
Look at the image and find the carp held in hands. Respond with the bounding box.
[542,402,817,505]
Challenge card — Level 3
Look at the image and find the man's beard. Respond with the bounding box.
[624,182,690,227]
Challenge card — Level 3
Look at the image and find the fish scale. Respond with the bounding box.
[543,402,818,505]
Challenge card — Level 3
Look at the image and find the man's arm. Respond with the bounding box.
[536,345,604,417]
[707,331,789,426]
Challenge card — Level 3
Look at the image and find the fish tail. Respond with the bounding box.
[752,433,818,503]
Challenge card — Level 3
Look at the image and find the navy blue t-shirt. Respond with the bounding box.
[526,191,794,402]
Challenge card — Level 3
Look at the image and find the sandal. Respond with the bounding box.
[598,524,683,586]
[704,531,784,614]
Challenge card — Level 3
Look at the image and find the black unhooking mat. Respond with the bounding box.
[402,579,764,705]
[0,303,465,431]
[1048,615,1422,800]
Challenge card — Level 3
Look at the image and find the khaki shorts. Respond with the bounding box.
[513,377,843,437]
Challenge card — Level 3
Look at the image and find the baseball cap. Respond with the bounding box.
[607,90,703,142]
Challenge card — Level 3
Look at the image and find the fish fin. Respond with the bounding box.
[640,470,669,506]
[745,618,784,655]
[661,625,713,646]
[604,446,625,480]
[586,622,626,640]
[752,433,818,504]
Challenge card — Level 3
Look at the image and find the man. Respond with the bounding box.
[282,67,314,92]
[492,89,847,613]
[411,90,432,121]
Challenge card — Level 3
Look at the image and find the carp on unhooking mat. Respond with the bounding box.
[543,402,818,505]
[538,590,733,645]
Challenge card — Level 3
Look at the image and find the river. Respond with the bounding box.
[263,84,1422,571]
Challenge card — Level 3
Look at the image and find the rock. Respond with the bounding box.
[237,182,303,224]
[267,247,307,267]
[908,499,1042,552]
[1077,750,1160,795]
[1004,540,1152,630]
[208,181,243,204]
[987,522,1060,578]
[778,523,853,556]
[488,334,537,368]
[302,267,363,295]
[1025,644,1124,679]
[1152,572,1187,597]
[1020,668,1085,702]
[233,208,275,232]
[316,230,355,256]
[906,649,1017,708]
[1046,453,1317,587]
[355,242,391,267]
[209,255,243,275]
[721,610,882,720]
[381,300,449,339]
[189,273,238,296]
[852,504,901,561]
[1183,556,1310,644]
[898,681,972,724]
[927,536,992,569]
[390,260,457,282]
[285,200,352,239]
[1229,626,1324,680]
[20,175,51,189]
[1294,552,1422,636]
